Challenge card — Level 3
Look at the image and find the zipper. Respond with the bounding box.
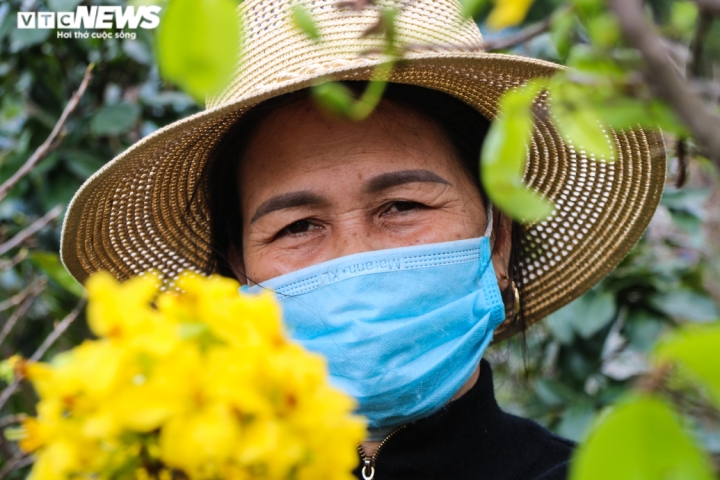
[356,425,407,480]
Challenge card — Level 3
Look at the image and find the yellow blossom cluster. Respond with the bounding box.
[18,271,366,480]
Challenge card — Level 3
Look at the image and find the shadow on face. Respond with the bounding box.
[234,98,488,283]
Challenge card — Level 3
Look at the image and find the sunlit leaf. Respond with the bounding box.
[587,13,619,48]
[30,251,84,298]
[0,359,15,384]
[669,2,699,38]
[655,323,720,408]
[570,395,715,480]
[550,81,616,162]
[157,0,241,102]
[486,0,535,30]
[481,80,554,222]
[291,3,320,42]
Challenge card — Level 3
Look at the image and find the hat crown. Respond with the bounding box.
[206,0,484,108]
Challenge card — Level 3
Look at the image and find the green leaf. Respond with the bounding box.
[3,426,26,442]
[570,395,715,480]
[0,359,15,385]
[550,82,616,162]
[312,79,389,121]
[29,251,84,298]
[459,0,487,19]
[64,150,105,179]
[649,290,719,323]
[586,13,619,48]
[557,403,595,441]
[656,323,720,408]
[669,2,699,38]
[550,9,575,60]
[291,3,320,42]
[91,102,141,136]
[158,0,242,102]
[481,80,555,222]
[574,290,616,338]
[9,28,50,53]
[547,289,616,342]
[312,82,354,117]
[47,0,83,11]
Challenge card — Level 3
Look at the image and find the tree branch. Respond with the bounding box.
[0,205,63,257]
[0,64,93,202]
[0,287,41,348]
[483,16,554,52]
[0,279,44,313]
[0,450,32,480]
[609,0,720,166]
[0,250,28,273]
[693,0,720,17]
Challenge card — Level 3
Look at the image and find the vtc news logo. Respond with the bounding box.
[17,6,160,29]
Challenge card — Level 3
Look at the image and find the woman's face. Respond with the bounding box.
[234,99,508,285]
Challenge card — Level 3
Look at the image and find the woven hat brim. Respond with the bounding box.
[60,51,666,337]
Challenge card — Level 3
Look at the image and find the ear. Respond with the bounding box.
[490,207,513,293]
[227,245,248,285]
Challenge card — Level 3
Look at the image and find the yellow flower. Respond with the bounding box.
[487,0,534,30]
[20,270,365,480]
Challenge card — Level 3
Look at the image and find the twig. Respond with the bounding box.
[688,8,712,77]
[0,64,93,202]
[0,205,63,257]
[337,0,375,10]
[483,17,554,52]
[0,288,41,348]
[30,298,86,363]
[0,279,44,313]
[0,298,86,411]
[0,414,26,429]
[0,450,32,480]
[0,250,28,273]
[609,0,720,166]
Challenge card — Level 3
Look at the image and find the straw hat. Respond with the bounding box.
[60,0,666,338]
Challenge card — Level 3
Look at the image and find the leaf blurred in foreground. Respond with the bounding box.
[655,323,720,409]
[291,3,320,42]
[481,80,554,222]
[570,395,715,480]
[549,78,616,162]
[157,0,242,102]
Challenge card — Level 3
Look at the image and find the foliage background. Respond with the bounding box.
[0,0,719,476]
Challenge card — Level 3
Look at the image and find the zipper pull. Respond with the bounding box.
[361,457,375,480]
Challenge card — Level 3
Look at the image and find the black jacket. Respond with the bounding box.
[352,359,574,480]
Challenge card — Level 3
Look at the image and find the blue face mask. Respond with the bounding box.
[244,217,505,439]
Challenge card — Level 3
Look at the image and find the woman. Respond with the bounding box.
[60,0,667,478]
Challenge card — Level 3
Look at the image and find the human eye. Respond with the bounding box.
[277,219,321,237]
[382,201,425,215]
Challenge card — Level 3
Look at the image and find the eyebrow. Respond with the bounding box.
[364,169,452,193]
[250,191,327,223]
[250,169,452,223]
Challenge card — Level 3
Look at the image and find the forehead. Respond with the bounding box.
[238,98,464,194]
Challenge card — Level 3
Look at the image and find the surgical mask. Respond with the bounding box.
[244,213,505,439]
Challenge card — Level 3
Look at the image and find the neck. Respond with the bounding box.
[360,362,481,458]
